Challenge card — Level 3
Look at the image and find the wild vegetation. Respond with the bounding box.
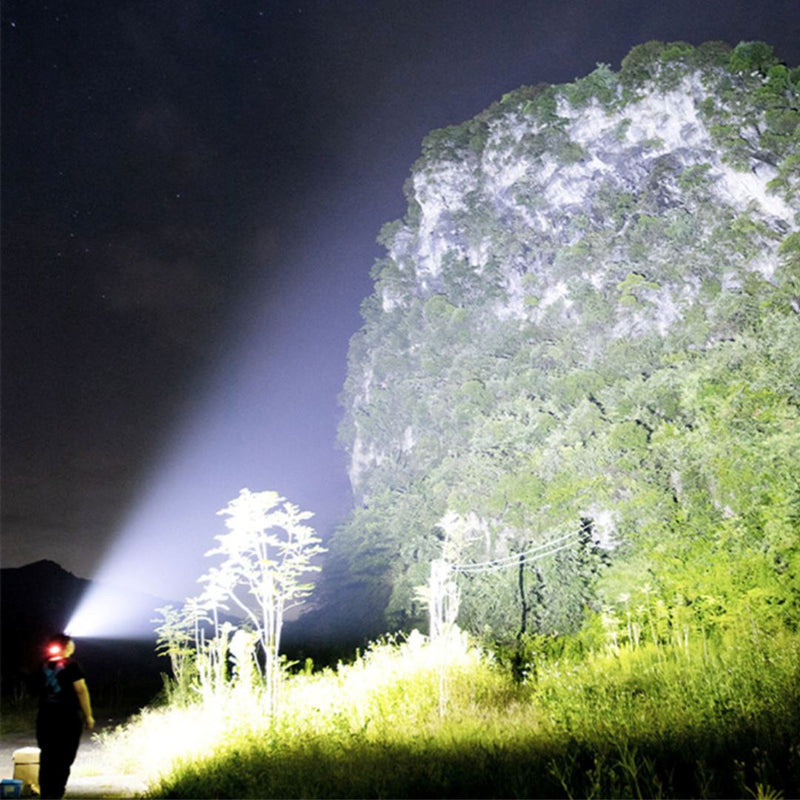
[99,616,799,798]
[153,489,325,719]
[332,39,800,641]
[94,40,800,798]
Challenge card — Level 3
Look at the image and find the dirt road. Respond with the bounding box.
[0,728,148,799]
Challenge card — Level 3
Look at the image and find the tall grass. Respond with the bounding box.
[96,619,800,799]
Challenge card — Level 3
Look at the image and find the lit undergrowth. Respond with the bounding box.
[99,626,800,799]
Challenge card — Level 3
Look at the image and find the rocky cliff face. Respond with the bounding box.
[333,41,800,635]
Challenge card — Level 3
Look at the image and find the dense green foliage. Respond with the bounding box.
[89,41,800,800]
[331,40,800,641]
[107,622,800,798]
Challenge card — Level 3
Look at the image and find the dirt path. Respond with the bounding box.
[1,726,148,799]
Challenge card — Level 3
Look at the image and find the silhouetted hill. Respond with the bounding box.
[1,560,164,708]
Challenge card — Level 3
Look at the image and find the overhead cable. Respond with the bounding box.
[455,539,578,574]
[452,530,580,574]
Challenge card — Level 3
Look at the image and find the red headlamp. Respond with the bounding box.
[47,644,63,657]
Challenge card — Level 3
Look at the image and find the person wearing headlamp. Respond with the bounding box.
[36,634,95,799]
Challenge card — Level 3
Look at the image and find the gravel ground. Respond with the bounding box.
[0,725,149,799]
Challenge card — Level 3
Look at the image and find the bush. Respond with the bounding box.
[92,618,800,798]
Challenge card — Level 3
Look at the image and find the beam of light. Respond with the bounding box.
[64,580,164,639]
[67,241,356,640]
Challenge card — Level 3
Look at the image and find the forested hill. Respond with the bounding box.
[328,41,800,641]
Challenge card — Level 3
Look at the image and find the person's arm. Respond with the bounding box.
[73,678,95,730]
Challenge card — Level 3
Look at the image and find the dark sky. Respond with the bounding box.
[3,0,799,598]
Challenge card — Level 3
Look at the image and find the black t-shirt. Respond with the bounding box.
[40,658,85,713]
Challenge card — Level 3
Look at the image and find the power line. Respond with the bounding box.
[454,530,577,571]
[452,530,580,574]
[454,540,577,574]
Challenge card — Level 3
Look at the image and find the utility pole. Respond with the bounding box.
[517,551,528,640]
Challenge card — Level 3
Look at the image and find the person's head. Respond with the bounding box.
[45,633,75,660]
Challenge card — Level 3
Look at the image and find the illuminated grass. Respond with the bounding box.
[98,627,800,798]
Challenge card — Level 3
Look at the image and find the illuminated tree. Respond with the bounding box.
[154,593,233,701]
[200,488,326,716]
[153,604,197,702]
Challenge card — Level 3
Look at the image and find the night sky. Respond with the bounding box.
[3,1,799,600]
